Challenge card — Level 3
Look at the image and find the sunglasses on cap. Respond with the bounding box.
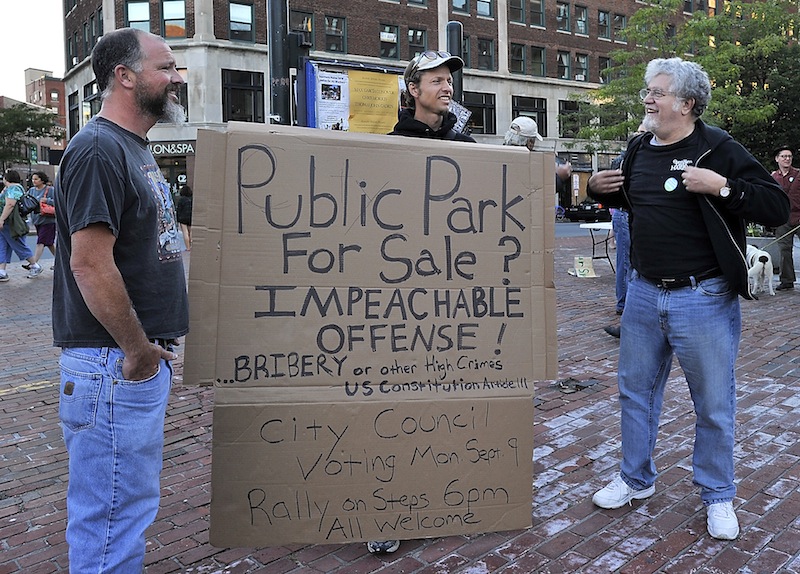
[407,51,454,77]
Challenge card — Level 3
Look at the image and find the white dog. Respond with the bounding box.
[746,244,775,296]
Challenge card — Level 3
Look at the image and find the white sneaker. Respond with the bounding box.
[366,540,400,554]
[707,501,739,540]
[26,264,43,278]
[0,272,8,283]
[592,476,655,509]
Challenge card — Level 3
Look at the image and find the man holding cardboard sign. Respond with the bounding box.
[389,51,475,143]
[363,49,477,556]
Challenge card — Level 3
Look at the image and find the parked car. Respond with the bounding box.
[564,199,611,222]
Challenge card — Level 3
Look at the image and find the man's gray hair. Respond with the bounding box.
[91,28,147,99]
[645,57,711,118]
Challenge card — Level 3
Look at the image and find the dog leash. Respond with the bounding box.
[757,223,800,249]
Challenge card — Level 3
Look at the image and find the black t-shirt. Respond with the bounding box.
[52,117,189,346]
[629,130,719,278]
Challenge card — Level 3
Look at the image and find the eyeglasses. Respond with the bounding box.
[639,88,676,101]
[408,50,453,76]
[778,154,793,159]
[416,50,452,62]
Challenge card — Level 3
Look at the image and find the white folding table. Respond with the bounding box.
[579,221,615,272]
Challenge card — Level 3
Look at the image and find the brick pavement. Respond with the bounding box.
[2,234,800,573]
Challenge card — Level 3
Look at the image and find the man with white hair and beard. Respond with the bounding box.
[587,57,787,541]
[53,28,189,573]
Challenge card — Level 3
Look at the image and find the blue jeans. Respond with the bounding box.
[59,347,173,573]
[618,271,739,505]
[0,224,33,264]
[611,209,630,313]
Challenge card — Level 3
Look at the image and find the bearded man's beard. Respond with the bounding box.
[136,84,186,124]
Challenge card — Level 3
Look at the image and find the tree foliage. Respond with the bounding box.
[0,104,63,171]
[565,0,800,165]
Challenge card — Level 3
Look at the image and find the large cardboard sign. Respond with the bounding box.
[186,123,556,547]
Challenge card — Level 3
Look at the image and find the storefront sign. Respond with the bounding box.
[150,141,196,157]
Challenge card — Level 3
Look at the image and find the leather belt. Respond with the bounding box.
[642,268,721,289]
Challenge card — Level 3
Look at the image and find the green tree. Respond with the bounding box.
[565,0,800,165]
[565,0,686,153]
[0,104,63,171]
[684,0,800,165]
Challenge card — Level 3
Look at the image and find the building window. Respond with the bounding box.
[530,0,544,26]
[477,38,495,70]
[556,2,570,32]
[599,56,611,83]
[574,5,588,35]
[163,1,186,38]
[408,0,426,5]
[67,36,74,68]
[126,1,150,31]
[557,51,571,80]
[230,2,254,42]
[598,10,610,39]
[462,36,471,68]
[89,14,97,49]
[222,69,265,123]
[463,91,496,134]
[558,99,585,138]
[82,81,101,126]
[599,104,626,140]
[509,0,524,23]
[380,24,399,59]
[290,11,314,48]
[512,96,547,137]
[613,13,627,42]
[509,43,525,74]
[453,0,469,14]
[530,46,545,76]
[575,53,588,81]
[408,28,427,59]
[98,7,103,36]
[174,69,189,121]
[83,22,91,56]
[73,31,80,61]
[325,16,346,53]
[68,91,79,137]
[684,0,706,13]
[477,0,493,17]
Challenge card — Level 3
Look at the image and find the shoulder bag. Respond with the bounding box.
[8,202,30,239]
[40,187,55,217]
[17,191,40,217]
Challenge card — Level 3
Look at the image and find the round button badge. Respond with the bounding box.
[664,177,678,192]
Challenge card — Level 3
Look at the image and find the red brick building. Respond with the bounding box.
[59,0,711,192]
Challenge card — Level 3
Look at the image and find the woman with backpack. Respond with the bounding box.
[0,169,41,282]
[24,171,56,277]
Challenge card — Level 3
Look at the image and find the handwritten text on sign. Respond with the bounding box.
[199,128,542,546]
[210,398,532,545]
[214,141,536,391]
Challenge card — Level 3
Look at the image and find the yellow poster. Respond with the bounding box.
[347,70,400,134]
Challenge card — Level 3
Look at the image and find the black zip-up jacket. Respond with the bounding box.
[388,108,476,142]
[588,121,789,300]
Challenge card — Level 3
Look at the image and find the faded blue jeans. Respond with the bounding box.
[611,209,630,313]
[617,270,739,505]
[59,346,173,573]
